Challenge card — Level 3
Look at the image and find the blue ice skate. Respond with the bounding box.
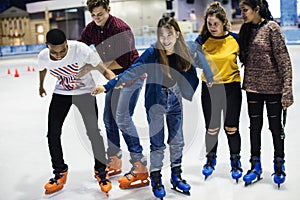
[202,152,217,180]
[150,171,166,200]
[230,154,243,183]
[272,157,286,189]
[171,166,191,195]
[243,156,262,186]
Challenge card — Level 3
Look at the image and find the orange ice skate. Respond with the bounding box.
[44,170,68,194]
[118,161,150,189]
[107,156,122,176]
[95,170,112,196]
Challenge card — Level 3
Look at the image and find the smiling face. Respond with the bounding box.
[47,41,68,61]
[206,14,225,37]
[158,26,179,54]
[91,5,110,27]
[239,3,261,24]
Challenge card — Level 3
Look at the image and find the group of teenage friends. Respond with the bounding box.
[38,0,293,199]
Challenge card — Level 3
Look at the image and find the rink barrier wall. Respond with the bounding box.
[282,29,300,45]
[0,31,299,57]
[0,44,46,57]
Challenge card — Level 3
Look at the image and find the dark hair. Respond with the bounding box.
[87,0,110,12]
[240,0,273,20]
[200,2,231,41]
[239,0,273,64]
[156,17,192,73]
[46,29,66,45]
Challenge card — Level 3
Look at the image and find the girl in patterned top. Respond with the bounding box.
[239,0,293,188]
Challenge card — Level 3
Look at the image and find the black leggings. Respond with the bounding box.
[47,93,107,172]
[246,92,285,158]
[201,82,242,154]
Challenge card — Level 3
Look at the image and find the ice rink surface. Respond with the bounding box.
[0,45,300,200]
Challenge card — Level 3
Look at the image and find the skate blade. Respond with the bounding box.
[275,182,285,189]
[171,187,191,196]
[204,175,212,181]
[44,189,64,198]
[234,178,241,184]
[244,177,263,187]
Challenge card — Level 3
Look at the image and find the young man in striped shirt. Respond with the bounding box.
[38,29,114,196]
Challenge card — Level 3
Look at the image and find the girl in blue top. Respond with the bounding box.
[91,17,213,199]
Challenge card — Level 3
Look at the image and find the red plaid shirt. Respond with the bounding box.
[78,15,139,74]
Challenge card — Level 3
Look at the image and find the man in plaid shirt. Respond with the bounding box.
[78,0,149,189]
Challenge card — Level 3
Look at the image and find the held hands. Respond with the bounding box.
[91,85,106,96]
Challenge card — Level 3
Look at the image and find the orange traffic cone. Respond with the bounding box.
[7,69,11,75]
[32,67,35,72]
[27,66,31,72]
[14,69,20,77]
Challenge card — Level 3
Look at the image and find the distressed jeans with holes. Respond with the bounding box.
[246,92,284,158]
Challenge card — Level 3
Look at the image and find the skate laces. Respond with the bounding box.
[124,165,138,180]
[95,170,110,185]
[272,160,286,176]
[49,173,64,185]
[99,178,110,185]
[152,178,163,190]
[231,156,243,172]
[124,162,147,180]
[204,155,215,169]
[172,167,187,185]
[151,172,163,190]
[247,158,260,175]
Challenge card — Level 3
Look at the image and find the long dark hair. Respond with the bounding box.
[200,2,231,41]
[239,0,273,64]
[156,17,192,74]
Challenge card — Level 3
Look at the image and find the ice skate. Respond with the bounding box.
[150,171,166,200]
[230,154,243,183]
[44,168,68,195]
[107,155,122,176]
[95,170,112,196]
[272,157,286,189]
[170,166,191,195]
[118,161,150,189]
[202,152,217,180]
[243,156,262,186]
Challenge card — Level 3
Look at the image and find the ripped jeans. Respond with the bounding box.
[246,92,285,158]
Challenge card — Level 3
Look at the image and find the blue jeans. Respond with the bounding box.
[116,78,145,162]
[146,84,184,172]
[103,78,143,161]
